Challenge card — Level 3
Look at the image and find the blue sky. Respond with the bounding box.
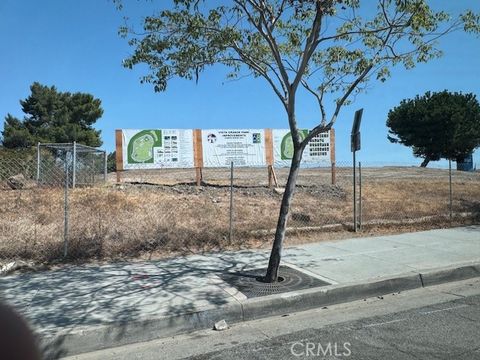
[1,0,479,166]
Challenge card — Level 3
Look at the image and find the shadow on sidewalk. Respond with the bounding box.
[0,249,316,359]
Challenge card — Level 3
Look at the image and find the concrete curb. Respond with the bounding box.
[420,263,480,287]
[241,273,422,321]
[41,262,480,357]
[40,302,244,357]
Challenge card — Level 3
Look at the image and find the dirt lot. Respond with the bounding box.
[1,166,479,264]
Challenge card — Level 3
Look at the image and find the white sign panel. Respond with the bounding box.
[273,129,330,167]
[201,129,266,167]
[122,129,194,169]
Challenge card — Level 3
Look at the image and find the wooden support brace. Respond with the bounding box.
[270,165,278,188]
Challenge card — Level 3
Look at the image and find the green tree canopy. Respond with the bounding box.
[117,0,480,282]
[2,82,103,148]
[107,151,117,171]
[387,91,480,167]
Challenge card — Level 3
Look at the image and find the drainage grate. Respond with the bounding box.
[218,265,330,298]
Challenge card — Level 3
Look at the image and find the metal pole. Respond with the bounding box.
[104,151,108,182]
[36,142,41,183]
[449,159,453,220]
[353,152,357,232]
[331,161,336,185]
[72,141,77,188]
[91,152,95,184]
[64,151,69,258]
[359,161,362,231]
[268,165,272,189]
[229,162,234,244]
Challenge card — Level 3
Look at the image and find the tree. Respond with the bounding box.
[118,0,480,282]
[2,114,34,148]
[2,82,103,148]
[387,91,480,167]
[107,151,117,171]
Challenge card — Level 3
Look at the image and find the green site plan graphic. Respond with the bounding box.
[280,130,308,159]
[127,130,162,164]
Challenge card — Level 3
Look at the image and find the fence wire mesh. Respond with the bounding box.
[0,145,107,264]
[1,157,479,265]
[357,162,480,226]
[37,143,106,188]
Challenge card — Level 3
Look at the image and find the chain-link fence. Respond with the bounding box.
[37,143,107,188]
[1,157,479,265]
[0,144,107,264]
[355,161,480,228]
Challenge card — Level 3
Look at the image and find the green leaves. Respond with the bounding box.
[461,10,480,34]
[1,82,103,148]
[118,0,480,129]
[121,4,246,92]
[387,91,480,163]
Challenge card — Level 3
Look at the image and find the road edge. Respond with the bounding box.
[42,262,480,357]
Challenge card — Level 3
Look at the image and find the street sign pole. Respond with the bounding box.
[353,150,357,232]
[351,109,363,232]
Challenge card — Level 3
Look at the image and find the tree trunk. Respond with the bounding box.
[455,156,466,171]
[264,147,303,283]
[420,157,430,167]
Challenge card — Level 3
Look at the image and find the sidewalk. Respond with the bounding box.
[1,226,479,358]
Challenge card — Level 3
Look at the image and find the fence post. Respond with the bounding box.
[229,162,234,244]
[268,166,272,189]
[449,159,453,220]
[64,151,69,258]
[36,142,41,183]
[331,161,336,185]
[359,161,362,231]
[330,128,336,185]
[72,141,77,188]
[89,152,94,185]
[104,151,108,182]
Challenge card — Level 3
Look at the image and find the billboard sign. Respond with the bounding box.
[117,128,332,170]
[201,129,266,167]
[122,129,194,169]
[273,129,330,167]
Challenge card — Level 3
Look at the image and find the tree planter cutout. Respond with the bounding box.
[219,265,329,299]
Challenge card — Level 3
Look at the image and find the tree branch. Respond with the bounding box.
[291,1,324,92]
[231,42,288,110]
[237,0,291,87]
[300,79,326,125]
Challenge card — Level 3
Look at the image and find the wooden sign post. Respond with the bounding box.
[115,130,124,183]
[193,129,204,186]
[264,129,278,188]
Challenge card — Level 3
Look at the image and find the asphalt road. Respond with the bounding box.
[191,295,480,360]
[65,278,480,360]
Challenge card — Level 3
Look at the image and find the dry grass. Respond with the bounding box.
[1,166,479,264]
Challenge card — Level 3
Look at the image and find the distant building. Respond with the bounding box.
[457,153,474,171]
